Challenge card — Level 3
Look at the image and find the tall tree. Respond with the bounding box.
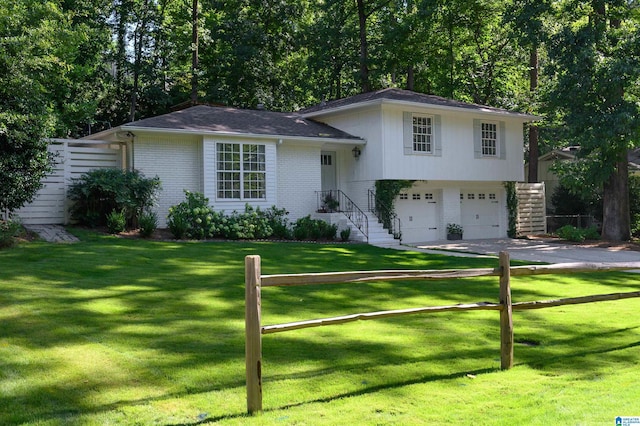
[546,0,640,240]
[505,0,552,183]
[0,1,58,213]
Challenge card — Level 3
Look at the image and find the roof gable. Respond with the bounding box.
[122,105,361,140]
[300,88,538,120]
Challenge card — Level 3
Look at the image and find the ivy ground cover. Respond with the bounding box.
[1,229,639,425]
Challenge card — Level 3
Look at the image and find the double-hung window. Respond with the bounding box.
[403,112,441,156]
[217,143,266,200]
[473,119,505,159]
[481,122,498,157]
[412,115,433,153]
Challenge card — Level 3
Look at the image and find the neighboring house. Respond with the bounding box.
[527,147,640,210]
[85,88,538,244]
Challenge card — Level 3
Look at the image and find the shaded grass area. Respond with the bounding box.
[1,228,639,425]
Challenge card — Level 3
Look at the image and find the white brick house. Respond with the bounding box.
[86,88,538,244]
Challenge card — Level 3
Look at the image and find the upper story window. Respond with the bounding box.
[474,119,505,159]
[217,143,266,200]
[403,112,441,156]
[412,115,433,153]
[481,122,498,156]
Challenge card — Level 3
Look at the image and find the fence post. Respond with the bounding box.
[499,251,514,370]
[245,255,263,413]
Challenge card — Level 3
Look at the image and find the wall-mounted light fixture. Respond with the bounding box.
[352,146,361,159]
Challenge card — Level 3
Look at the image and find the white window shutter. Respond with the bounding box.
[434,114,442,156]
[473,119,482,158]
[403,112,413,155]
[499,121,506,159]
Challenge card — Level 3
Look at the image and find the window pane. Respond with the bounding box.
[481,122,497,156]
[412,115,432,153]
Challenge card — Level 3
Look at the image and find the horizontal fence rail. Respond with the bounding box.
[245,253,640,414]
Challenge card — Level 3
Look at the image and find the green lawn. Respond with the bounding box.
[1,229,639,425]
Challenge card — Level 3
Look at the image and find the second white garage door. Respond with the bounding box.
[395,190,442,243]
[460,190,501,239]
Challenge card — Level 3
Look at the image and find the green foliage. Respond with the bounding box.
[167,191,219,240]
[550,182,601,217]
[167,192,288,240]
[504,181,518,238]
[340,227,351,242]
[556,225,600,243]
[293,215,337,241]
[374,180,413,230]
[446,223,463,235]
[67,168,161,228]
[0,219,22,248]
[262,206,292,240]
[138,211,158,238]
[106,209,126,234]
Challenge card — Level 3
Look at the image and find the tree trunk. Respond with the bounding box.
[356,0,370,93]
[527,47,539,183]
[406,65,414,91]
[191,0,198,104]
[601,156,631,241]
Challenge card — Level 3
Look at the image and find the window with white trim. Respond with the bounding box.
[481,122,498,157]
[412,193,421,200]
[216,143,266,200]
[399,193,408,200]
[412,115,433,153]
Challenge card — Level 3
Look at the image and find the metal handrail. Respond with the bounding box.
[367,189,401,240]
[316,190,368,241]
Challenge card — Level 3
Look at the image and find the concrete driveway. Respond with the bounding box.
[405,238,640,264]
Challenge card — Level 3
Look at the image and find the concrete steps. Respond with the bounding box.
[348,211,399,246]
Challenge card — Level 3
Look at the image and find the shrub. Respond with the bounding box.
[167,191,219,240]
[138,211,158,238]
[293,216,336,241]
[340,227,351,242]
[262,206,292,239]
[219,205,272,240]
[0,219,22,248]
[68,168,161,228]
[106,209,126,234]
[556,225,600,242]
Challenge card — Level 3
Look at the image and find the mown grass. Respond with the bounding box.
[1,229,639,425]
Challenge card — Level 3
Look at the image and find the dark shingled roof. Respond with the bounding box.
[300,88,534,118]
[123,105,361,140]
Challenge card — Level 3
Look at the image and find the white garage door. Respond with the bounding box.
[460,191,501,239]
[395,191,441,243]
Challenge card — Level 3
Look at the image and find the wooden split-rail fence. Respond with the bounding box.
[245,253,640,414]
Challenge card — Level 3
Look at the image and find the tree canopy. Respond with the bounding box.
[1,0,639,238]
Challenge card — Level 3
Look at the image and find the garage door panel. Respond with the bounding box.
[461,191,501,239]
[396,191,441,243]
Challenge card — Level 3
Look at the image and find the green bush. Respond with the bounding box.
[167,191,219,240]
[68,168,161,228]
[556,225,600,242]
[340,227,351,242]
[138,211,158,238]
[0,219,22,248]
[262,206,292,239]
[106,209,126,234]
[293,216,337,241]
[219,205,273,240]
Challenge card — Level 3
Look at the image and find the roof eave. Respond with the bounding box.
[302,98,541,121]
[119,125,364,145]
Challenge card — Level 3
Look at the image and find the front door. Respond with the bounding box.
[321,151,337,191]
